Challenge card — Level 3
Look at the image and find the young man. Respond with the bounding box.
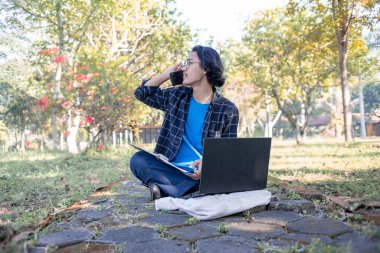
[130,45,239,200]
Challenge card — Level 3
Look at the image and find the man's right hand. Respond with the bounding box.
[145,64,182,87]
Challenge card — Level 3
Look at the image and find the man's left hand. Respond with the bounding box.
[188,159,202,180]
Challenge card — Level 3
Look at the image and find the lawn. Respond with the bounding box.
[0,138,379,242]
[0,148,135,232]
[269,138,380,203]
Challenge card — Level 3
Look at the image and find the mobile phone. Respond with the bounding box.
[169,70,183,86]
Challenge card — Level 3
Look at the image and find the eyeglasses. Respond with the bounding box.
[182,59,201,70]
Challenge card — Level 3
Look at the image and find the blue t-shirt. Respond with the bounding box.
[171,96,209,171]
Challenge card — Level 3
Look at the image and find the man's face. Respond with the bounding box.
[181,51,206,86]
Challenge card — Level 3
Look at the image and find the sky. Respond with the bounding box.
[174,0,289,43]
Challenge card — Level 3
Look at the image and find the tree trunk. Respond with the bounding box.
[60,131,64,150]
[20,129,25,152]
[39,132,44,151]
[358,74,366,138]
[52,2,65,149]
[265,90,272,137]
[52,107,57,149]
[334,0,352,142]
[112,131,116,148]
[297,103,307,144]
[338,46,352,142]
[67,113,80,154]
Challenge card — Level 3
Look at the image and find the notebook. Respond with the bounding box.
[128,143,194,175]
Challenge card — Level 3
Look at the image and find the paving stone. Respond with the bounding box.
[34,178,378,253]
[252,211,302,226]
[201,215,244,228]
[85,216,125,231]
[226,222,286,240]
[269,200,315,214]
[127,202,155,215]
[123,239,191,253]
[76,209,111,223]
[287,218,352,237]
[140,212,189,227]
[195,235,259,253]
[266,238,297,248]
[167,223,222,242]
[271,193,288,201]
[334,232,379,253]
[112,195,136,206]
[247,204,269,213]
[28,247,47,253]
[279,233,334,245]
[122,180,146,191]
[37,229,93,247]
[55,242,116,253]
[47,220,83,232]
[94,226,156,245]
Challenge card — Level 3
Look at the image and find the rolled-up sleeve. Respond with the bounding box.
[134,80,172,111]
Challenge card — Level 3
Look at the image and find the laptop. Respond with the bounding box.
[197,137,272,195]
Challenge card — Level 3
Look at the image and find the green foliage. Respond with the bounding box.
[216,222,228,234]
[352,82,380,114]
[155,224,176,240]
[185,216,198,225]
[0,83,47,136]
[239,7,336,141]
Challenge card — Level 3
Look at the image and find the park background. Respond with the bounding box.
[0,0,379,252]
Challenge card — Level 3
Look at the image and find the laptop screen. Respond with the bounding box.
[199,138,271,195]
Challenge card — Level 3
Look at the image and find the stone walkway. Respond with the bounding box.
[29,179,379,253]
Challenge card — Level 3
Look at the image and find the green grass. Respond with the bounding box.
[268,138,380,203]
[0,148,134,232]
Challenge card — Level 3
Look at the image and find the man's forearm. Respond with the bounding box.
[144,72,170,87]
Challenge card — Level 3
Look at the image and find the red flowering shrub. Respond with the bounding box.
[38,47,59,55]
[54,55,67,63]
[38,96,49,110]
[97,143,105,151]
[85,116,94,124]
[61,100,72,109]
[75,74,92,83]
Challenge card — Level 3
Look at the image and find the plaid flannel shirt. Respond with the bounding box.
[134,81,239,161]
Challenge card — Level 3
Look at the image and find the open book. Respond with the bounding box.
[129,143,194,175]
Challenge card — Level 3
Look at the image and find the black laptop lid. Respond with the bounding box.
[199,138,271,195]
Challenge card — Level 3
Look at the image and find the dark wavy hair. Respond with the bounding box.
[191,45,226,87]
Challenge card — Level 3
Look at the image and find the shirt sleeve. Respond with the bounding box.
[134,80,173,111]
[221,106,239,137]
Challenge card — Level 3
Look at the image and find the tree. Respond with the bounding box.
[240,8,336,143]
[1,0,102,150]
[2,0,192,152]
[1,85,47,151]
[220,39,265,137]
[291,0,380,141]
[347,33,379,137]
